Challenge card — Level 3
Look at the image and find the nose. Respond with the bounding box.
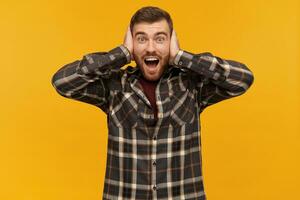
[146,40,156,53]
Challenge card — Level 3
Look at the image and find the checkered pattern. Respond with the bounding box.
[51,45,254,200]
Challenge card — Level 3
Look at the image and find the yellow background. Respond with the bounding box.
[1,0,299,199]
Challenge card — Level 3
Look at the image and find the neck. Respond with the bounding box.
[140,75,160,83]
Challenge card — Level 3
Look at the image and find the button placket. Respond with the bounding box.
[151,132,157,196]
[152,160,156,166]
[152,185,157,191]
[152,79,163,198]
[156,95,161,101]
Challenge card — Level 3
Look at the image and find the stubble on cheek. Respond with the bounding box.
[132,51,142,66]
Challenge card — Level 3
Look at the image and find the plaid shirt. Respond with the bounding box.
[51,45,254,200]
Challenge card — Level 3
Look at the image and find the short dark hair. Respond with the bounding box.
[130,6,173,35]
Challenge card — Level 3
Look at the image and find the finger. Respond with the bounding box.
[173,30,180,49]
[123,27,129,42]
[127,26,131,35]
[173,30,178,42]
[127,26,133,40]
[171,29,175,40]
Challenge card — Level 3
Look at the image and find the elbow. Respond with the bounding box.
[51,60,83,98]
[51,72,58,89]
[236,61,254,90]
[245,66,255,90]
[51,72,60,92]
[51,71,69,98]
[240,69,255,95]
[226,67,255,96]
[51,72,58,91]
[235,61,255,92]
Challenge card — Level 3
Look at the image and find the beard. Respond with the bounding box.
[133,53,169,81]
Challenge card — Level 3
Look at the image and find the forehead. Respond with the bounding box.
[132,19,170,37]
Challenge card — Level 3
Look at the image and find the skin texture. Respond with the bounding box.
[123,19,179,81]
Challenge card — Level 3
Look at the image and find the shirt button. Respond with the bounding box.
[153,185,157,190]
[152,160,156,166]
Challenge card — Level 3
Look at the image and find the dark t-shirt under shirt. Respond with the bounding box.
[138,76,158,121]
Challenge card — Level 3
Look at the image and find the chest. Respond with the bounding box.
[108,73,199,128]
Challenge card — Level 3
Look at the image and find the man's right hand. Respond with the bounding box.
[123,26,134,61]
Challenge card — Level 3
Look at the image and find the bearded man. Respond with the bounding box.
[51,6,254,200]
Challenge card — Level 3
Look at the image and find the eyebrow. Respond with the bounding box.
[134,31,168,37]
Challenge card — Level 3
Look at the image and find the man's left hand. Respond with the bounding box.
[169,29,180,65]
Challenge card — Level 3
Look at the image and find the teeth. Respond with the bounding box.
[145,57,159,61]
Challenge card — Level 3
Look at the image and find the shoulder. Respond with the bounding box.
[106,65,138,91]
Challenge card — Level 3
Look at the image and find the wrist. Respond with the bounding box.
[172,50,184,65]
[119,45,132,64]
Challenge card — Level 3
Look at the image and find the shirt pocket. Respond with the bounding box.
[108,91,139,128]
[169,89,196,127]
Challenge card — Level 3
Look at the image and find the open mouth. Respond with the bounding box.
[144,57,159,68]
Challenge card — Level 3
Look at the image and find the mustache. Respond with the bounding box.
[142,54,161,59]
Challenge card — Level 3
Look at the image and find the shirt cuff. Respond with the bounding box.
[173,50,194,68]
[80,45,131,75]
[173,50,228,82]
[119,45,131,64]
[105,45,131,67]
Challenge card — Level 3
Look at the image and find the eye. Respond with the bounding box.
[156,36,166,43]
[137,36,147,43]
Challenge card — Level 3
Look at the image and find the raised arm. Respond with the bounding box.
[174,50,254,113]
[51,45,131,113]
[169,30,254,113]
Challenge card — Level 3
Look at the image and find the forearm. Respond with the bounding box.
[174,50,254,96]
[51,45,131,98]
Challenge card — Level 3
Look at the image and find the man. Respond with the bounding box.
[51,6,254,200]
